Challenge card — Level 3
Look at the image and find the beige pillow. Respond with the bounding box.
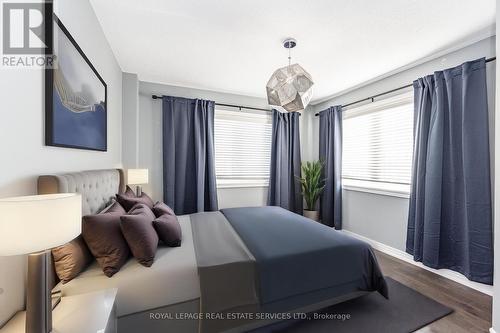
[51,235,93,284]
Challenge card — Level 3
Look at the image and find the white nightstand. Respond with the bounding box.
[0,288,117,333]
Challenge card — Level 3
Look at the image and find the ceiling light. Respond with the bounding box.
[266,38,314,113]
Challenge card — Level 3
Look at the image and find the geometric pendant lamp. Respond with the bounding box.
[266,38,314,112]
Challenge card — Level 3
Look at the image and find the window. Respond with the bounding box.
[342,92,414,196]
[214,109,272,188]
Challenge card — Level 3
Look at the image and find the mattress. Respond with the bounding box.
[57,215,200,317]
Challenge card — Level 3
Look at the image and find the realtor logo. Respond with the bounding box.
[1,1,53,68]
[2,1,52,54]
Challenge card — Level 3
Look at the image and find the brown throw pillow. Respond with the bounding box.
[99,199,126,215]
[116,192,154,211]
[152,201,175,218]
[124,185,136,197]
[153,214,182,247]
[51,201,123,283]
[104,200,127,215]
[120,204,158,267]
[82,203,130,277]
[51,235,93,284]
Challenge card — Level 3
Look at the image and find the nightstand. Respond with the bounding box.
[0,288,117,333]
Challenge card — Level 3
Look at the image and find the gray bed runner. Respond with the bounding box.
[190,211,259,314]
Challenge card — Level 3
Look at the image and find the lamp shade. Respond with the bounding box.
[0,193,81,256]
[127,169,149,185]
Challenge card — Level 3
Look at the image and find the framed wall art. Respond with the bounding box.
[45,15,107,151]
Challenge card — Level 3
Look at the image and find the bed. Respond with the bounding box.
[38,169,388,333]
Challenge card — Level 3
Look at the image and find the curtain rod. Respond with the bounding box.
[151,95,272,112]
[314,56,496,116]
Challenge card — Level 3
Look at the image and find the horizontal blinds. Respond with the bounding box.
[214,110,272,180]
[342,101,414,185]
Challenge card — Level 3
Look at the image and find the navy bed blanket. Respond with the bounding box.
[221,206,388,306]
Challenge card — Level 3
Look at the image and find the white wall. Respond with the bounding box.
[0,0,123,326]
[121,80,273,208]
[492,7,500,333]
[308,37,496,252]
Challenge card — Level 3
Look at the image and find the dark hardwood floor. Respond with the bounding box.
[375,250,492,333]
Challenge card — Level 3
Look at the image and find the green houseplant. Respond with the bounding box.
[298,160,325,221]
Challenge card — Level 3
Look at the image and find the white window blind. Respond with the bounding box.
[214,109,272,187]
[342,93,414,192]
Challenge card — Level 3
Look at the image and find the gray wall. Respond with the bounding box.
[342,191,409,250]
[122,80,280,208]
[122,73,140,168]
[492,8,500,333]
[0,0,123,326]
[307,36,496,252]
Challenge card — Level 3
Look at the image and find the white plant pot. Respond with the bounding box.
[303,210,320,222]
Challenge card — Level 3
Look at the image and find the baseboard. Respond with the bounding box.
[341,229,494,296]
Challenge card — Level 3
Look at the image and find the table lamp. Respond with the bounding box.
[127,169,149,196]
[0,193,81,333]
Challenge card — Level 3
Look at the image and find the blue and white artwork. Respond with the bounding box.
[46,17,107,151]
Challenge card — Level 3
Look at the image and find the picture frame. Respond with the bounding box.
[45,14,107,151]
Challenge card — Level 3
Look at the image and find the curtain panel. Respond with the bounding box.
[319,106,343,229]
[267,110,303,214]
[162,96,218,215]
[406,58,493,284]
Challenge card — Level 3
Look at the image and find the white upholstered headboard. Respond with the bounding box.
[38,169,125,216]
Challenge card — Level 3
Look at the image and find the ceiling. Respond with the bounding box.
[89,0,495,103]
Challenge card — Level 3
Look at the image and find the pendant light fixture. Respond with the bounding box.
[266,38,314,113]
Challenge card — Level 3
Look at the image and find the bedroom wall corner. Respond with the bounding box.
[122,73,141,174]
[0,0,123,327]
[300,105,318,162]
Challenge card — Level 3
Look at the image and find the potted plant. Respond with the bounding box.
[298,160,325,221]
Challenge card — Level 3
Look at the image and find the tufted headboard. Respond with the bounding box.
[38,169,125,215]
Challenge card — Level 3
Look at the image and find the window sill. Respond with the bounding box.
[217,179,269,189]
[342,179,410,199]
[217,184,269,189]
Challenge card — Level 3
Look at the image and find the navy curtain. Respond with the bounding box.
[319,106,343,229]
[267,110,303,214]
[162,96,218,215]
[406,58,493,284]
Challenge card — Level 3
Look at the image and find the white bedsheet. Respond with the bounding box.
[58,215,201,317]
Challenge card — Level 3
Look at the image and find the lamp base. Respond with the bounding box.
[135,185,143,197]
[26,251,52,333]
